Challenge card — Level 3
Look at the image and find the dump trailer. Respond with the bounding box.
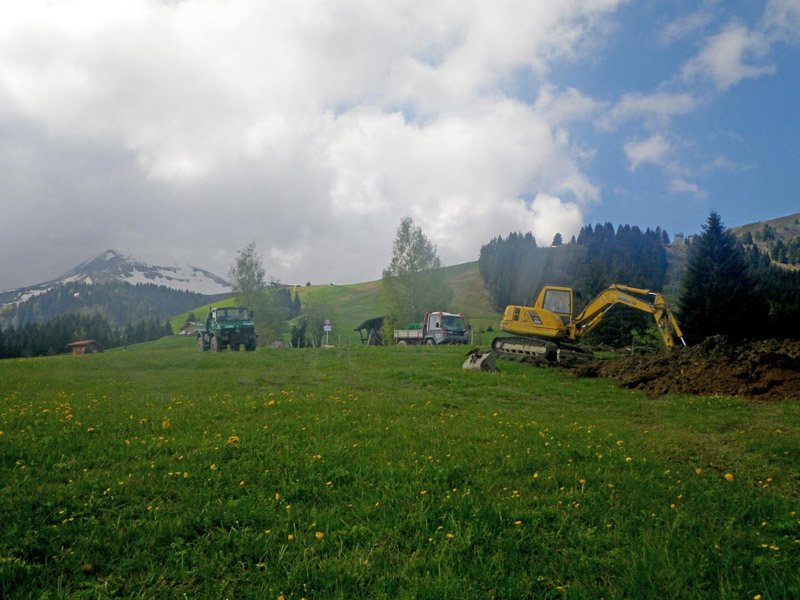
[197,306,257,352]
[394,311,469,345]
[492,284,685,361]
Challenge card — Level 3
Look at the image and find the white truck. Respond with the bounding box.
[394,311,469,345]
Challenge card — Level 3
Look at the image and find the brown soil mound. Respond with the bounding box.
[575,337,800,400]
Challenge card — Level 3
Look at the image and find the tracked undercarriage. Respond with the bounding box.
[491,336,594,364]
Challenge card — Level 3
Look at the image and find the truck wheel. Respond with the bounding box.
[426,338,436,346]
[245,342,256,352]
[230,343,240,351]
[397,340,408,346]
[210,336,221,352]
[197,336,206,352]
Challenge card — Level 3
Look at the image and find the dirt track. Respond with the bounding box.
[575,336,800,401]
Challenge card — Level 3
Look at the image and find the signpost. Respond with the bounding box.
[323,319,332,346]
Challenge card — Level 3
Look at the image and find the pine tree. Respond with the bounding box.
[677,211,764,344]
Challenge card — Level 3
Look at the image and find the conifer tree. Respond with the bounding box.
[677,211,764,343]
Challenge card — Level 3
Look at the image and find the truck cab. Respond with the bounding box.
[422,311,469,345]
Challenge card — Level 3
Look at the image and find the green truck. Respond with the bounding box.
[196,307,257,352]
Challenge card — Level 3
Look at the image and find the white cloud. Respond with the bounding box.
[534,85,606,125]
[624,134,670,171]
[705,155,755,172]
[659,8,717,45]
[1,0,630,288]
[601,92,697,129]
[682,22,775,90]
[764,0,800,42]
[669,178,707,198]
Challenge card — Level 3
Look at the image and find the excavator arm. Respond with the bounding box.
[569,284,686,348]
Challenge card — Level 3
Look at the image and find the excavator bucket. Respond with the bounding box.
[462,349,500,372]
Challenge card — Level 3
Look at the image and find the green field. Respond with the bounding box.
[2,337,799,598]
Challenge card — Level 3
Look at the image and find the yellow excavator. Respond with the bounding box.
[492,284,686,361]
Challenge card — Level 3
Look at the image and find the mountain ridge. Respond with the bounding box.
[1,249,230,306]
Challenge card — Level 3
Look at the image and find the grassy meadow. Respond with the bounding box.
[1,336,799,598]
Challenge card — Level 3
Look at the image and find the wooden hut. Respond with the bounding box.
[67,340,104,355]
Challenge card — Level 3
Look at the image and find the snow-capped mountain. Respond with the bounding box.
[1,249,230,306]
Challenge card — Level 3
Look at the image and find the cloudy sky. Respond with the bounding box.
[1,0,799,290]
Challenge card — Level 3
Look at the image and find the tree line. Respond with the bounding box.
[479,224,669,312]
[0,313,173,359]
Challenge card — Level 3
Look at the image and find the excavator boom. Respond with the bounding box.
[570,284,686,348]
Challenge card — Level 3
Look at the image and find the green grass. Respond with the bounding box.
[170,261,502,344]
[2,338,798,598]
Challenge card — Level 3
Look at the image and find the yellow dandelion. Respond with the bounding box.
[227,435,240,444]
[287,534,294,541]
[210,464,217,470]
[315,531,324,539]
[161,420,170,429]
[514,520,522,525]
[446,533,454,538]
[420,490,427,495]
[579,479,586,485]
[724,473,734,482]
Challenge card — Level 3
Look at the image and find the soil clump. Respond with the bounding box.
[575,336,800,400]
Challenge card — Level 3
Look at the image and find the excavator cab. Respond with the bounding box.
[500,286,574,339]
[538,287,573,325]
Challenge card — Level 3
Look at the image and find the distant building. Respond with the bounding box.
[180,322,196,336]
[67,340,104,355]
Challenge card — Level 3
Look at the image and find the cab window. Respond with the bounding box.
[542,289,571,315]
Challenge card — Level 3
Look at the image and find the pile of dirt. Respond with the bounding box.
[575,336,800,400]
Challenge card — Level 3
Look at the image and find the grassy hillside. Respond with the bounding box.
[1,338,798,598]
[171,262,501,345]
[731,211,800,245]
